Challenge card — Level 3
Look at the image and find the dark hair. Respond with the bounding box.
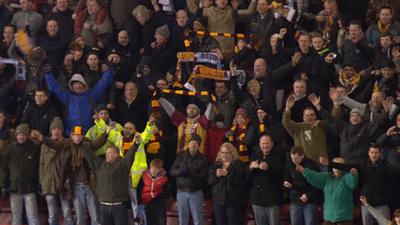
[380,5,393,14]
[290,146,304,155]
[303,107,316,115]
[380,31,392,39]
[3,24,16,32]
[349,20,362,28]
[369,143,381,151]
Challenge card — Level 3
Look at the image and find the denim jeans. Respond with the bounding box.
[213,203,244,225]
[46,194,75,225]
[10,192,40,225]
[252,204,280,225]
[361,205,390,225]
[176,190,204,225]
[99,204,128,225]
[290,203,318,225]
[73,184,99,225]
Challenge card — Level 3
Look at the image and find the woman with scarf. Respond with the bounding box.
[225,108,251,162]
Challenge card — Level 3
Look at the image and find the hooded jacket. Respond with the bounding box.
[44,70,113,135]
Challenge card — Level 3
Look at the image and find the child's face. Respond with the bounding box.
[312,37,324,51]
[150,166,162,176]
[236,39,247,50]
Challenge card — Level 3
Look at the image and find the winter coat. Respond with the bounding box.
[303,168,358,222]
[170,151,208,192]
[2,140,40,194]
[21,101,58,136]
[208,160,247,205]
[44,70,113,135]
[321,108,387,164]
[284,158,321,204]
[39,138,71,195]
[140,169,168,204]
[248,148,285,207]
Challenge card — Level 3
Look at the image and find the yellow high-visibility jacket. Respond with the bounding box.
[86,119,123,156]
[120,122,154,188]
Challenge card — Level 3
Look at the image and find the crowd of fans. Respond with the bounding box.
[0,0,400,224]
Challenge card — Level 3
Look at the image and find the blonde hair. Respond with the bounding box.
[132,5,150,17]
[215,142,240,162]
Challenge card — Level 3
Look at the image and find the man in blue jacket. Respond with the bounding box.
[45,67,113,135]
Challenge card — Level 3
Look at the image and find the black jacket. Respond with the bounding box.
[170,151,208,192]
[21,101,58,136]
[284,157,321,204]
[208,160,247,205]
[359,158,400,207]
[2,140,40,194]
[248,148,285,206]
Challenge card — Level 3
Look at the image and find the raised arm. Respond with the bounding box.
[80,142,103,170]
[45,72,68,104]
[91,69,113,101]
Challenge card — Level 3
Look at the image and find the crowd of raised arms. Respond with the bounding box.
[0,0,400,224]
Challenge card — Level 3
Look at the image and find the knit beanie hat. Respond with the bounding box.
[235,108,248,120]
[350,108,364,117]
[68,74,88,92]
[16,123,30,136]
[190,134,202,145]
[155,24,170,39]
[49,117,64,132]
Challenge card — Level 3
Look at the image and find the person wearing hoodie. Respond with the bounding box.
[2,124,40,225]
[44,63,114,135]
[38,117,74,225]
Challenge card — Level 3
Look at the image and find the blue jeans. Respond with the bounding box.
[10,192,40,225]
[73,184,99,225]
[290,203,318,225]
[252,204,280,225]
[46,194,75,225]
[176,191,204,225]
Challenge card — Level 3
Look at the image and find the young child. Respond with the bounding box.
[140,159,168,225]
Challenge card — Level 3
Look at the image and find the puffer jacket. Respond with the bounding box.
[140,169,168,204]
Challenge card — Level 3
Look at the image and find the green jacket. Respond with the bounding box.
[39,138,71,195]
[303,168,358,222]
[282,111,328,163]
[81,141,139,203]
[86,119,123,156]
[2,140,40,194]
